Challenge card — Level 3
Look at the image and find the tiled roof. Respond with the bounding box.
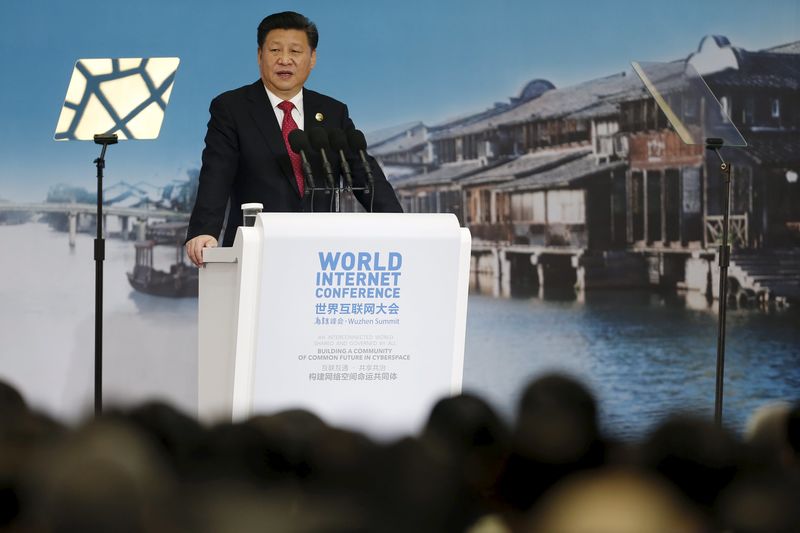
[762,41,800,55]
[371,127,428,156]
[428,103,515,133]
[368,38,799,161]
[739,132,800,166]
[392,160,491,188]
[426,80,554,132]
[496,154,626,192]
[567,100,622,120]
[708,49,800,90]
[366,122,423,147]
[460,147,590,186]
[383,165,421,183]
[431,73,644,140]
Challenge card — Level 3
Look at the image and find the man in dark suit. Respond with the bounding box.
[186,11,402,266]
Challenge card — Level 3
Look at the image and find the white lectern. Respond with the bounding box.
[198,213,471,437]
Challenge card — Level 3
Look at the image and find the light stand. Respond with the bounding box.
[93,133,117,414]
[631,60,748,427]
[54,57,180,416]
[706,138,732,425]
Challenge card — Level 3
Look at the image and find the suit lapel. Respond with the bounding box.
[246,81,299,195]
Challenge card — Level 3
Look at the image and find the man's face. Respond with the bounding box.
[258,28,316,100]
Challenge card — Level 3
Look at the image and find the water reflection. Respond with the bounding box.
[462,286,800,439]
[471,270,499,297]
[1,223,797,438]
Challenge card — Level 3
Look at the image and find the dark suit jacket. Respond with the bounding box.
[187,80,402,246]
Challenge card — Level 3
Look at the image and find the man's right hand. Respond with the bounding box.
[185,235,218,267]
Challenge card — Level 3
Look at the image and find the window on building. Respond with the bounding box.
[546,190,585,224]
[631,171,645,242]
[480,189,491,223]
[772,98,781,118]
[511,194,522,221]
[733,166,753,214]
[683,96,697,119]
[720,96,730,116]
[511,192,546,223]
[666,95,680,126]
[532,192,546,223]
[743,97,755,125]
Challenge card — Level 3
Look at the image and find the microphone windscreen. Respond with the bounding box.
[308,127,331,151]
[288,129,311,153]
[328,128,349,152]
[346,129,368,151]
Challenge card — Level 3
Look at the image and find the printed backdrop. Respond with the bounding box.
[0,0,798,436]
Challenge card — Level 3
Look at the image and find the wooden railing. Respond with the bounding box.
[467,223,514,243]
[705,214,748,249]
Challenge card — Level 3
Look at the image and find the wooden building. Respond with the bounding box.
[367,36,800,300]
[429,79,554,163]
[392,160,494,223]
[459,148,590,241]
[369,122,431,167]
[618,35,800,251]
[493,154,627,250]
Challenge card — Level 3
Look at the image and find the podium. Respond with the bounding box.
[198,213,472,437]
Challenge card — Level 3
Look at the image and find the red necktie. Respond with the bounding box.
[277,100,304,197]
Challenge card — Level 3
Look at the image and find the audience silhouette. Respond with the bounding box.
[0,376,797,532]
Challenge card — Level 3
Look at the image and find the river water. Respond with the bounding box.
[1,222,798,438]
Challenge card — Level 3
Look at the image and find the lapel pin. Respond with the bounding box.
[315,112,324,122]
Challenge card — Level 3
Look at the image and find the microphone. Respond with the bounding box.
[346,129,374,195]
[307,127,336,189]
[328,128,354,189]
[287,129,316,193]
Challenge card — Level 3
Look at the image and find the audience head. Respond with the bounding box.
[0,404,64,528]
[640,414,740,511]
[744,400,793,469]
[23,418,171,533]
[499,373,606,512]
[525,468,705,533]
[788,402,800,461]
[716,472,800,533]
[367,436,475,533]
[245,408,328,483]
[113,400,205,478]
[424,393,510,454]
[2,378,798,532]
[423,393,511,508]
[0,379,27,418]
[515,373,601,464]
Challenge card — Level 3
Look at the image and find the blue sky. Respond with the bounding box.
[0,0,798,200]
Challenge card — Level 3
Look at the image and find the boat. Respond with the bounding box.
[127,223,197,298]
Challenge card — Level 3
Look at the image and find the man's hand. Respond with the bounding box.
[185,235,218,267]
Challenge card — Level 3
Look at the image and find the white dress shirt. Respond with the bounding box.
[264,85,305,131]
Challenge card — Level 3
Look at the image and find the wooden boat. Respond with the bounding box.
[127,224,197,297]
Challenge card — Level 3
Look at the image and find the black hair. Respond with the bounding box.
[257,11,319,50]
[788,402,800,457]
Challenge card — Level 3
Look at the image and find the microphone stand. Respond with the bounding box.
[357,151,376,213]
[335,148,355,214]
[298,150,316,212]
[335,176,342,213]
[92,133,118,415]
[341,129,377,212]
[313,147,336,212]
